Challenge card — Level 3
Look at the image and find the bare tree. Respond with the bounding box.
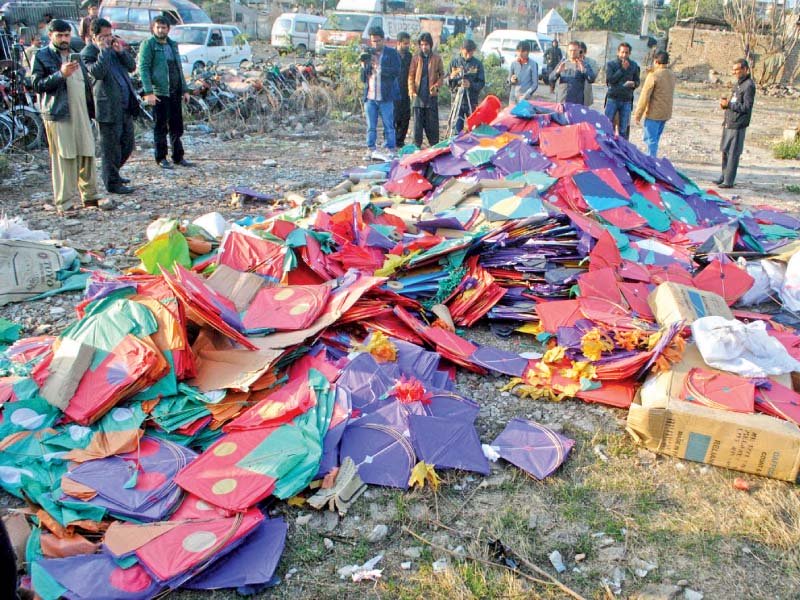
[724,0,800,85]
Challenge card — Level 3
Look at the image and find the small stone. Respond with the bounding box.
[432,558,448,573]
[296,514,312,526]
[33,324,52,335]
[635,583,682,600]
[676,580,689,587]
[400,561,412,570]
[408,504,429,522]
[597,545,626,562]
[49,307,66,318]
[323,538,334,550]
[597,536,615,548]
[262,159,278,167]
[574,553,586,562]
[367,524,388,543]
[402,547,422,559]
[320,510,339,532]
[98,198,115,211]
[684,589,703,600]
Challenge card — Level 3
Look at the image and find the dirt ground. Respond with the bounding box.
[1,85,800,600]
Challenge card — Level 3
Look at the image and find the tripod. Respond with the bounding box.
[446,84,472,139]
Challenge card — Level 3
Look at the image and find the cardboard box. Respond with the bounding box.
[627,364,800,481]
[648,282,733,327]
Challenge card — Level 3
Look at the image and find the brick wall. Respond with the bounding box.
[668,26,800,84]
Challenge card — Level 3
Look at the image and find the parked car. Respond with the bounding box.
[271,12,326,56]
[171,24,252,78]
[98,0,211,44]
[480,29,552,72]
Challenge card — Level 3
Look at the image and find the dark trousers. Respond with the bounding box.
[394,95,411,148]
[98,112,135,190]
[413,104,439,148]
[720,127,747,185]
[153,93,184,163]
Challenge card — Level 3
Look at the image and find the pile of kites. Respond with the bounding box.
[3,98,800,598]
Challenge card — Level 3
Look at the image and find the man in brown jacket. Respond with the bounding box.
[633,51,675,157]
[408,32,444,148]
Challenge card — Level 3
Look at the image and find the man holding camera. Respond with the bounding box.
[448,39,484,134]
[508,40,538,106]
[360,26,401,160]
[32,19,105,216]
[81,18,138,195]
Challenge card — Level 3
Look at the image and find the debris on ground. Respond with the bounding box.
[3,99,800,598]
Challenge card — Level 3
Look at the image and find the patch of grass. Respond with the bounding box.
[773,138,800,159]
[394,492,409,521]
[785,183,800,193]
[349,538,371,564]
[282,531,325,567]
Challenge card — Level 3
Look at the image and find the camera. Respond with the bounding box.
[359,46,374,63]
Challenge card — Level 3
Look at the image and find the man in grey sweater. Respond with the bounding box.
[508,40,538,106]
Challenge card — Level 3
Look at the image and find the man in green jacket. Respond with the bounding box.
[138,16,192,169]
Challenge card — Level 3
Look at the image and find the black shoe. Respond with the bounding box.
[119,177,131,184]
[174,159,194,167]
[159,159,173,169]
[108,185,134,195]
[712,177,724,185]
[718,183,734,189]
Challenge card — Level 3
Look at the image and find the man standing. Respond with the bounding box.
[633,51,675,157]
[408,31,443,148]
[360,26,401,160]
[544,39,562,93]
[448,39,484,134]
[508,40,538,106]
[715,58,755,188]
[82,18,138,195]
[32,19,106,216]
[78,0,99,45]
[138,16,192,169]
[549,40,595,105]
[394,31,412,148]
[24,34,42,72]
[604,42,640,139]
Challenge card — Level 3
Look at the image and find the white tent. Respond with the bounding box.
[537,9,569,35]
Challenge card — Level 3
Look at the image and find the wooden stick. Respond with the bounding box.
[402,526,552,588]
[426,519,588,600]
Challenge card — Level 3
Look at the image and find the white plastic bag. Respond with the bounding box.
[691,316,800,377]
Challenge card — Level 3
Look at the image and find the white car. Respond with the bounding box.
[171,24,252,78]
[480,29,552,73]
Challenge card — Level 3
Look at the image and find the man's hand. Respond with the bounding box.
[461,79,470,88]
[576,60,585,73]
[555,62,565,74]
[719,97,729,109]
[183,92,190,104]
[621,59,630,70]
[143,93,158,105]
[60,61,79,77]
[624,80,635,88]
[112,37,123,52]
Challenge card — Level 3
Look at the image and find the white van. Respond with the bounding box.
[480,29,552,72]
[271,12,326,55]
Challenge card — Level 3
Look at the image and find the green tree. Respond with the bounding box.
[575,0,643,34]
[654,0,725,33]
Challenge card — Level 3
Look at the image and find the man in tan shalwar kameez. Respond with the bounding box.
[32,19,105,216]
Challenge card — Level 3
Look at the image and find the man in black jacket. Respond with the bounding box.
[394,31,412,148]
[715,58,756,188]
[32,19,105,216]
[82,18,139,194]
[604,42,639,139]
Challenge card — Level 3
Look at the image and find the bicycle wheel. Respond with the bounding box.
[183,96,210,123]
[10,106,44,150]
[0,116,12,153]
